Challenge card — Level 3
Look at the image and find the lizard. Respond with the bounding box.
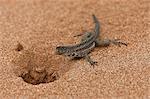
[56,14,127,65]
[56,14,100,54]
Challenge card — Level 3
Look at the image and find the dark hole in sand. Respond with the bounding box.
[12,49,60,85]
[20,70,59,85]
[15,43,24,51]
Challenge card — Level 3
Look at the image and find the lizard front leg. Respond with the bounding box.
[84,54,97,66]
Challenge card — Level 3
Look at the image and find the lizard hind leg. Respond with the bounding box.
[95,39,127,47]
[95,39,111,47]
[80,32,93,43]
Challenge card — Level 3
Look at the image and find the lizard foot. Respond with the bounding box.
[85,55,98,67]
[111,39,127,47]
[89,61,98,68]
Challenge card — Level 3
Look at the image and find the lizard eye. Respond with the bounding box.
[72,53,75,56]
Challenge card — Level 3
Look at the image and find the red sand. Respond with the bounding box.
[0,0,149,98]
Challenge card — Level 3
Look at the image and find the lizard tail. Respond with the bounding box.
[92,14,99,23]
[92,14,100,36]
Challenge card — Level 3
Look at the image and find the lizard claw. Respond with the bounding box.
[89,61,98,68]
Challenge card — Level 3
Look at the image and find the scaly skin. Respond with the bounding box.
[56,14,100,55]
[56,14,127,65]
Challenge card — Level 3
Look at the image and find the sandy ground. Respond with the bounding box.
[0,0,150,98]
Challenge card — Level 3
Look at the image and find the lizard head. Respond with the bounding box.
[56,46,68,54]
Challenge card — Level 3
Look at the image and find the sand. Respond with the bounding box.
[0,0,149,98]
